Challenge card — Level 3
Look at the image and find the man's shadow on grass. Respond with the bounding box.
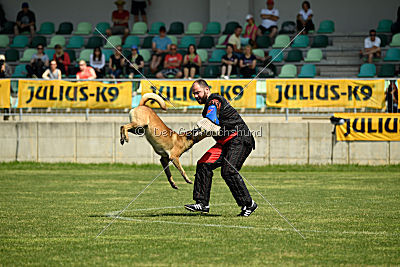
[89,213,222,218]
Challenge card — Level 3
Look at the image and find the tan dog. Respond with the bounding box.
[120,93,206,189]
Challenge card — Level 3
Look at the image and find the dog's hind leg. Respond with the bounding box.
[170,154,193,184]
[160,156,178,189]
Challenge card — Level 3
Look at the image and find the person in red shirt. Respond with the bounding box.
[156,44,183,78]
[53,44,71,76]
[106,0,130,43]
[76,60,96,80]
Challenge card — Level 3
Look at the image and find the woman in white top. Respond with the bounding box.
[297,1,315,34]
[90,47,106,78]
[42,60,62,80]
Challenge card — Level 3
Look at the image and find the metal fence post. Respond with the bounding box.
[85,108,90,121]
[285,108,289,121]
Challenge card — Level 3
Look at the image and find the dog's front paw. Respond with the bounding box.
[120,138,125,145]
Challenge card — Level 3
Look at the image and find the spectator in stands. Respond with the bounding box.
[131,0,151,24]
[183,44,201,79]
[0,55,12,78]
[391,6,400,35]
[42,60,62,80]
[53,44,70,76]
[220,44,238,79]
[258,0,279,39]
[14,2,36,37]
[386,81,398,113]
[109,45,125,78]
[243,14,258,47]
[76,60,96,80]
[106,0,130,44]
[156,44,182,78]
[26,44,49,78]
[228,25,243,56]
[359,29,381,63]
[125,45,144,78]
[296,1,314,34]
[90,47,106,78]
[239,45,257,78]
[150,26,172,73]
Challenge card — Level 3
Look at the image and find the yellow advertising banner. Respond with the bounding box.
[0,79,10,108]
[141,79,256,108]
[266,79,386,109]
[18,80,132,109]
[335,113,400,141]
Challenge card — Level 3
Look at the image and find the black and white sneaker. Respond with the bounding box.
[184,203,210,214]
[238,201,258,217]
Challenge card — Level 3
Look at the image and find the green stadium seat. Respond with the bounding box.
[0,21,15,34]
[269,49,283,62]
[384,48,400,61]
[285,49,303,62]
[185,22,203,35]
[208,49,226,63]
[317,20,335,33]
[178,36,196,49]
[279,21,296,34]
[298,64,316,78]
[48,36,66,48]
[378,64,395,77]
[197,49,208,62]
[256,35,271,48]
[86,36,103,48]
[20,48,36,62]
[104,36,122,48]
[272,35,290,48]
[177,49,187,58]
[73,22,92,35]
[223,21,240,34]
[377,34,388,47]
[148,22,165,34]
[12,64,27,78]
[278,64,297,78]
[37,22,55,35]
[311,35,328,48]
[123,36,140,48]
[30,36,47,48]
[376,19,393,33]
[9,35,29,48]
[79,49,92,62]
[66,36,84,49]
[65,50,76,62]
[358,63,376,77]
[203,65,220,78]
[0,35,9,48]
[252,49,265,59]
[140,49,151,62]
[142,36,154,48]
[256,95,266,109]
[304,48,323,62]
[292,35,309,48]
[5,49,20,62]
[94,22,110,35]
[45,48,55,60]
[215,35,228,49]
[102,49,114,62]
[389,33,400,47]
[123,48,132,59]
[198,36,214,48]
[167,21,184,35]
[131,22,147,34]
[57,22,73,34]
[204,22,221,35]
[167,35,177,45]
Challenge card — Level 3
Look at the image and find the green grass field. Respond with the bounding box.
[1,162,399,265]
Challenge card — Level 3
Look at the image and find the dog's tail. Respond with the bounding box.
[139,93,167,110]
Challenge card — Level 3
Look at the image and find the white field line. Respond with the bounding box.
[105,215,399,237]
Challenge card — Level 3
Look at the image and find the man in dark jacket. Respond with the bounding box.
[184,79,258,217]
[14,2,36,37]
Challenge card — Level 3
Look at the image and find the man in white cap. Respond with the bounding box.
[106,0,130,43]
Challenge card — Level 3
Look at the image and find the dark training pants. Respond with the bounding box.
[193,135,253,207]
